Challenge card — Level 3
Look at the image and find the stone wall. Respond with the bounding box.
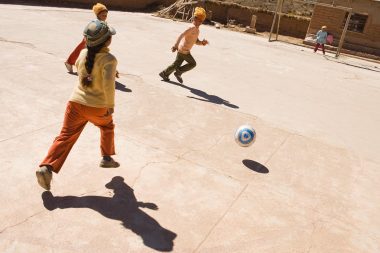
[205,1,310,38]
[219,0,314,16]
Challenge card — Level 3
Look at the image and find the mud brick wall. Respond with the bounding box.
[308,1,380,56]
[204,1,310,38]
[308,5,346,36]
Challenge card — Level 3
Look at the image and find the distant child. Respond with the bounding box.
[314,25,328,55]
[159,7,209,84]
[64,3,109,73]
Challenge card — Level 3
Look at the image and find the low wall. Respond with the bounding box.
[4,0,310,38]
[1,0,176,11]
[204,1,310,39]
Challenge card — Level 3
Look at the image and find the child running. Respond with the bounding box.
[36,20,119,191]
[64,3,109,73]
[159,7,209,84]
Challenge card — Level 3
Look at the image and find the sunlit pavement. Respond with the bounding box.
[0,4,379,253]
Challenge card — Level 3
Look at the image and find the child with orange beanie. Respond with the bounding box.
[64,3,109,73]
[159,7,209,84]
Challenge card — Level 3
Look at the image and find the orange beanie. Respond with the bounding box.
[92,3,108,16]
[194,7,206,21]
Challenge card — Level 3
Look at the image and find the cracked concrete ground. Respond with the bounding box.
[0,4,380,253]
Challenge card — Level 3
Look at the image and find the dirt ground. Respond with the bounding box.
[207,22,380,62]
[1,4,380,253]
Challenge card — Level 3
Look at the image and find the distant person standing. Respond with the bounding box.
[36,20,119,191]
[64,3,109,73]
[159,7,209,84]
[314,25,328,55]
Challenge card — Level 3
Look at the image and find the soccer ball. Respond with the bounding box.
[234,125,256,147]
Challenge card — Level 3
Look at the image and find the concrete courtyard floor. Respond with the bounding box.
[1,4,380,253]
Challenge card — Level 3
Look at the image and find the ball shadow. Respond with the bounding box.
[242,159,269,174]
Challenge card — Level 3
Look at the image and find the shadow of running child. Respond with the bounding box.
[165,80,239,109]
[42,176,177,252]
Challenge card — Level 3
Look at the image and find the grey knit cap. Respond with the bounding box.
[83,20,116,47]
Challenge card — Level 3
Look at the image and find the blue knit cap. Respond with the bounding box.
[83,20,116,47]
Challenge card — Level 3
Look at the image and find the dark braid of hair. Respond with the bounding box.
[82,36,111,87]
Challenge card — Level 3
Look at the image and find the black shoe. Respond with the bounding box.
[159,72,170,81]
[174,72,183,83]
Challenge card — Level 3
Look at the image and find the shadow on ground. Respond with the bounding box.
[323,55,380,72]
[164,80,239,109]
[42,176,176,252]
[242,159,269,173]
[116,81,132,92]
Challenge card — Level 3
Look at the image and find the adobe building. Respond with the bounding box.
[306,0,380,56]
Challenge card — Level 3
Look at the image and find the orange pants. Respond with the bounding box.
[40,101,115,173]
[66,38,86,65]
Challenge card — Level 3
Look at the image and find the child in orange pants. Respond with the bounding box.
[37,20,119,191]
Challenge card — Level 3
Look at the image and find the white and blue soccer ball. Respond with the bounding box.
[234,125,256,147]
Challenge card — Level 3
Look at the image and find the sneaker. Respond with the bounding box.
[100,157,120,168]
[159,71,170,81]
[64,62,73,73]
[174,72,183,83]
[36,166,53,190]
